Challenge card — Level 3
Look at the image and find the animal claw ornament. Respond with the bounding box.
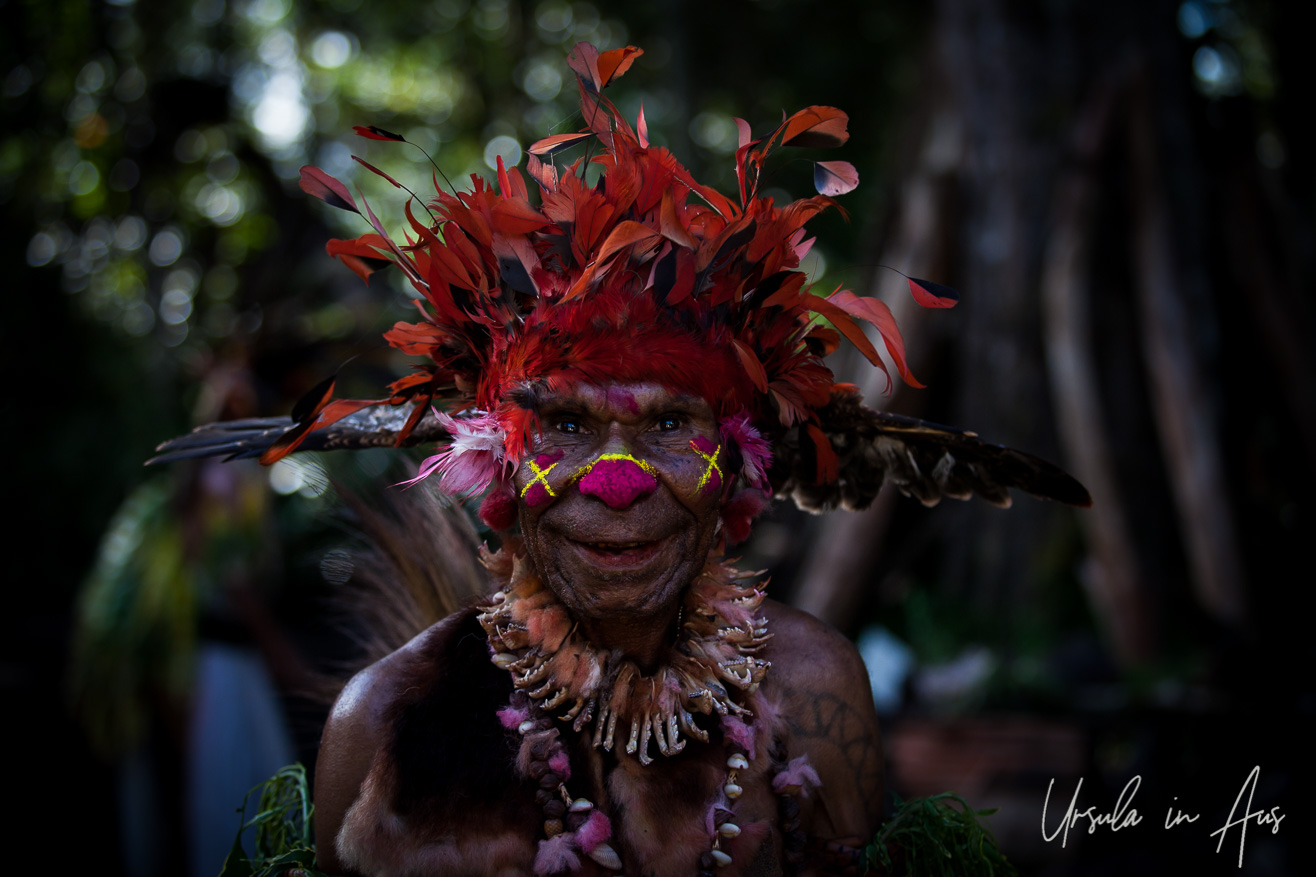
[477,552,771,766]
[144,36,1095,877]
[483,541,787,875]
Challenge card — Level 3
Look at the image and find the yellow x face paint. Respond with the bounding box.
[689,437,723,496]
[520,450,564,507]
[512,382,725,625]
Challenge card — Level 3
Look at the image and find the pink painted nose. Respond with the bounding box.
[578,456,658,509]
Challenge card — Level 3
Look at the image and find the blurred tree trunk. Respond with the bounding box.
[796,0,1313,673]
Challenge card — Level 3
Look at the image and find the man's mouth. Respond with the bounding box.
[581,540,647,551]
[568,536,669,567]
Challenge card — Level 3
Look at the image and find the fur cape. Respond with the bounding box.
[336,608,792,877]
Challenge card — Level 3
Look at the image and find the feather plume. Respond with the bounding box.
[576,809,612,853]
[721,489,771,546]
[721,715,758,760]
[149,41,1091,520]
[772,755,822,797]
[720,411,772,488]
[533,834,581,875]
[497,704,530,730]
[397,411,507,494]
[548,748,572,780]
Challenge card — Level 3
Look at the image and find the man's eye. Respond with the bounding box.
[556,419,582,434]
[656,416,682,432]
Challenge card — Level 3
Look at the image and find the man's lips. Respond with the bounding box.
[567,534,672,568]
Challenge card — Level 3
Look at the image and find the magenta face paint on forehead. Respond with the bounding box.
[604,384,642,415]
[521,449,564,508]
[689,436,723,496]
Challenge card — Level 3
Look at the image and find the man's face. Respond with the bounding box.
[513,382,725,624]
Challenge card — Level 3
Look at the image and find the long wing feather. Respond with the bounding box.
[150,396,1092,515]
[772,392,1091,512]
[146,403,449,466]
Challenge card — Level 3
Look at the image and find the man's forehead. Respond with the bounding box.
[534,382,710,415]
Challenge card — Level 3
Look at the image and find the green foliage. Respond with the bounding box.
[69,478,195,756]
[68,463,284,757]
[220,763,326,877]
[865,793,1016,877]
[220,768,1017,876]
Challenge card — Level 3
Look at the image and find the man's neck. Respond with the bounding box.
[575,607,680,672]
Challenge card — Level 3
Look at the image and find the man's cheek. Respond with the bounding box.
[688,436,725,497]
[519,449,565,509]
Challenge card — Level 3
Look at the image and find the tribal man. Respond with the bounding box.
[153,43,1087,876]
[313,378,887,875]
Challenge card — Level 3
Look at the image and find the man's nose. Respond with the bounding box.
[576,447,658,509]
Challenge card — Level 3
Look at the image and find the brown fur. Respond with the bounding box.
[331,607,798,877]
[300,482,490,710]
[317,577,883,877]
[601,733,784,876]
[334,610,543,875]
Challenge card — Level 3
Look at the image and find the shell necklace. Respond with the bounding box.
[476,549,774,873]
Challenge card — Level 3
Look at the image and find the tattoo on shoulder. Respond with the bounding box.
[778,686,884,825]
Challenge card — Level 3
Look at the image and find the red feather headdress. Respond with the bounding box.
[269,43,951,496]
[149,43,1090,514]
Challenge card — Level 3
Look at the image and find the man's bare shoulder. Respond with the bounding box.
[313,611,476,874]
[761,599,871,694]
[759,599,876,747]
[760,599,884,840]
[325,614,468,737]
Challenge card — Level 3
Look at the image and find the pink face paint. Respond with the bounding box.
[521,450,564,508]
[605,384,641,415]
[690,435,723,495]
[577,455,658,509]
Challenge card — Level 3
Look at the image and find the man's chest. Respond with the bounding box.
[340,726,785,876]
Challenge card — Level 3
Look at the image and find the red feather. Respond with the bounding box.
[352,125,405,142]
[596,46,643,88]
[907,276,960,308]
[280,42,945,503]
[775,106,850,149]
[299,166,358,214]
[326,236,391,284]
[827,289,924,388]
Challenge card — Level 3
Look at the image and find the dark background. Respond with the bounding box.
[3,0,1311,874]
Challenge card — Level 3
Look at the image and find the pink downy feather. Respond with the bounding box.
[721,488,771,545]
[478,481,519,529]
[548,749,572,781]
[534,833,581,875]
[721,715,757,760]
[772,755,822,797]
[496,704,530,730]
[720,411,772,489]
[398,410,508,495]
[576,809,612,853]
